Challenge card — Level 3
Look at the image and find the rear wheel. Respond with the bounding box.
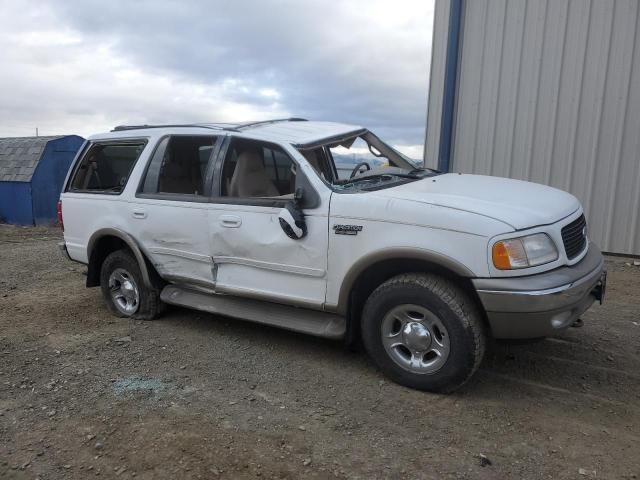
[361,273,486,393]
[100,250,163,320]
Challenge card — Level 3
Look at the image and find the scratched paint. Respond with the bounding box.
[152,237,192,246]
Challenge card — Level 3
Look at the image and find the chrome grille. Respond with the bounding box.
[561,214,587,259]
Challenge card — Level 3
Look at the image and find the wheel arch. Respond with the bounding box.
[86,228,155,288]
[333,248,485,346]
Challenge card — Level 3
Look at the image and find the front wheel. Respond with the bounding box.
[361,273,486,393]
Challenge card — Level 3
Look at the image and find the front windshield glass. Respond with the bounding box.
[332,137,390,180]
[296,130,437,192]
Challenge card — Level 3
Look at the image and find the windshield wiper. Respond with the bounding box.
[337,173,419,186]
[408,167,440,176]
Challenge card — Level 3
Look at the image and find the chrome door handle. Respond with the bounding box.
[220,215,241,228]
[132,209,147,219]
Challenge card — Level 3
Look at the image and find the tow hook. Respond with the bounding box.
[571,318,584,328]
[592,271,608,305]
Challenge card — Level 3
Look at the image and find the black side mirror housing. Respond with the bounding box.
[294,170,320,209]
[278,200,307,240]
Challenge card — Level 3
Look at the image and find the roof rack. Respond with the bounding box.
[111,123,228,132]
[233,118,307,130]
[111,118,307,133]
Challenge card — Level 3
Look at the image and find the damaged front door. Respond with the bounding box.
[208,137,329,308]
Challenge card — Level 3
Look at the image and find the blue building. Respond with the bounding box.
[0,135,84,225]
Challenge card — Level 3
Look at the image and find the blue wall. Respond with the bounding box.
[0,182,33,225]
[437,0,463,173]
[31,135,84,225]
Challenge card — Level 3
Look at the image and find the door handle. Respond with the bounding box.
[220,215,241,228]
[132,209,147,219]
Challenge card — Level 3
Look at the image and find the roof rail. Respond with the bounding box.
[234,118,308,130]
[111,118,307,133]
[111,124,228,132]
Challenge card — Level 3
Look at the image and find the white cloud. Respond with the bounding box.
[0,6,289,137]
[0,0,434,155]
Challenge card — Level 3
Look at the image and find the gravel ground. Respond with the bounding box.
[0,225,639,479]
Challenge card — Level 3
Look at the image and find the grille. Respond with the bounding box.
[561,214,587,259]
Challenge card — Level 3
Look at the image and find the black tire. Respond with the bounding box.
[100,249,163,320]
[361,273,486,393]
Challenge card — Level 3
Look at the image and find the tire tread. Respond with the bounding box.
[100,249,163,320]
[362,273,486,392]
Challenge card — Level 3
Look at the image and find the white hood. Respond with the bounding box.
[374,173,580,230]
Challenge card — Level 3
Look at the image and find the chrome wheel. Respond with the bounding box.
[380,304,450,374]
[108,268,140,315]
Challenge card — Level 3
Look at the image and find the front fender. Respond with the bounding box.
[332,247,475,315]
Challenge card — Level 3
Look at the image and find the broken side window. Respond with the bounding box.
[69,141,146,194]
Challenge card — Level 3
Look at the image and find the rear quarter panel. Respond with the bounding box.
[60,134,157,263]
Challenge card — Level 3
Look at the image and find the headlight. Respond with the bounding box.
[492,233,558,270]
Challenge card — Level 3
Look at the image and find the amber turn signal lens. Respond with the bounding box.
[492,234,558,270]
[492,241,512,270]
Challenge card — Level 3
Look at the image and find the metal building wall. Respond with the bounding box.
[0,182,33,225]
[424,0,452,170]
[426,0,640,255]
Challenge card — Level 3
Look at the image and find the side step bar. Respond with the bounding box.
[160,285,346,340]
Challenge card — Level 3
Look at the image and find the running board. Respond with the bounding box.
[160,285,346,340]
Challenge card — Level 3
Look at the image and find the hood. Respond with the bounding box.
[374,173,580,230]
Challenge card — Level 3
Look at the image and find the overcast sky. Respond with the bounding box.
[0,0,434,157]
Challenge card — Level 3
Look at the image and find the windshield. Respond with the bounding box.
[296,130,437,192]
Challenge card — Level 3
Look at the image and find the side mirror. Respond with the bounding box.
[278,200,307,240]
[294,187,304,203]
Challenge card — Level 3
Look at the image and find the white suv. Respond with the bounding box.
[59,118,606,392]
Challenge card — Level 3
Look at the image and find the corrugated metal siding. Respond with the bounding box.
[427,0,640,255]
[424,0,451,170]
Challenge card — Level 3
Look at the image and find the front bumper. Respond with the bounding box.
[473,244,605,339]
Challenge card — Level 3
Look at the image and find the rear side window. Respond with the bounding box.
[141,135,218,196]
[69,141,146,194]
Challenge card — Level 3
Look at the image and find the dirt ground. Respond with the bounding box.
[0,225,638,480]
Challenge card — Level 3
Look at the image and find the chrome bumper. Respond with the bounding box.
[473,245,605,339]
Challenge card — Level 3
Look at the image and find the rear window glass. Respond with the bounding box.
[69,141,146,193]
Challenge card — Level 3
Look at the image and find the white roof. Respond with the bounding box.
[88,120,365,146]
[237,121,364,145]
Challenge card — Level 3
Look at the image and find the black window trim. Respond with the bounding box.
[66,137,149,195]
[63,140,91,192]
[135,133,222,202]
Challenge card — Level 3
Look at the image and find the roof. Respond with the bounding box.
[0,136,62,182]
[238,121,365,146]
[97,119,365,146]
